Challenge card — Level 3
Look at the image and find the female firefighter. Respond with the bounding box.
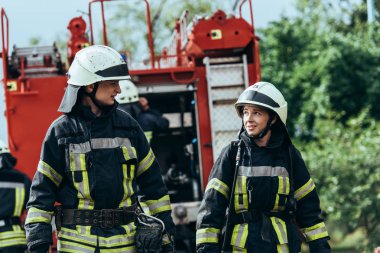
[25,45,174,253]
[196,82,331,253]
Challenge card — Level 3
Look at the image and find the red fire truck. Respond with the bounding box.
[1,0,261,251]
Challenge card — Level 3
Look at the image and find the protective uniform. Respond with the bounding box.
[196,82,330,253]
[25,45,175,253]
[116,81,169,143]
[0,140,31,253]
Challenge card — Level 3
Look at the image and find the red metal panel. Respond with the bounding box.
[5,77,67,179]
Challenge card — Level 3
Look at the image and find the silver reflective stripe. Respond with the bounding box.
[58,240,95,253]
[238,166,289,177]
[69,141,91,154]
[0,182,24,188]
[98,231,135,247]
[38,160,62,186]
[206,178,230,200]
[58,228,97,245]
[91,137,132,149]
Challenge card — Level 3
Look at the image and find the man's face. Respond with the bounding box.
[243,104,270,137]
[95,80,121,106]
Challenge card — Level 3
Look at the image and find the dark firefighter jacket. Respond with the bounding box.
[196,124,330,253]
[118,103,169,143]
[0,153,31,249]
[25,103,175,253]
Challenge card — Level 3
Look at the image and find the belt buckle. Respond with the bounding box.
[100,209,114,228]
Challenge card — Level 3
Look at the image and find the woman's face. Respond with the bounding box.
[242,105,270,137]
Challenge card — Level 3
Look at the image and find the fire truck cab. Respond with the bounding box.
[1,1,260,251]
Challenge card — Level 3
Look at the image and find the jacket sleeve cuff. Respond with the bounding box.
[25,223,52,251]
[309,238,331,253]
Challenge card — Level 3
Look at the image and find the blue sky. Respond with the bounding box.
[0,0,296,143]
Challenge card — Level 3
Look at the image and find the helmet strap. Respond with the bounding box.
[84,82,103,109]
[252,114,275,140]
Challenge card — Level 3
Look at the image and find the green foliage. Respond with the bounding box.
[301,110,380,250]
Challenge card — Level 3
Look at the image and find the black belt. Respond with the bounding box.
[61,204,137,228]
[0,217,21,227]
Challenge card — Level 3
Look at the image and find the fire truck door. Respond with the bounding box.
[204,55,249,161]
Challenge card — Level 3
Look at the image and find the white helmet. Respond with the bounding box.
[116,80,139,104]
[0,140,10,155]
[59,45,131,113]
[235,81,288,125]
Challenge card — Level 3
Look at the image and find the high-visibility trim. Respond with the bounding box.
[277,243,289,253]
[238,166,289,177]
[0,234,26,247]
[119,164,135,208]
[144,195,171,215]
[234,176,248,212]
[144,131,153,143]
[278,176,290,195]
[232,246,248,253]
[301,222,329,242]
[25,207,53,224]
[57,239,95,253]
[59,227,97,246]
[122,146,137,161]
[272,194,281,212]
[270,217,288,244]
[68,138,133,153]
[137,148,155,176]
[162,233,171,245]
[37,160,62,187]
[0,182,24,188]
[196,227,221,245]
[70,153,94,210]
[13,186,25,216]
[295,178,315,201]
[99,245,135,253]
[231,223,248,249]
[205,178,230,200]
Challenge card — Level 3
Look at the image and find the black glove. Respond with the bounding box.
[135,217,164,253]
[31,243,50,253]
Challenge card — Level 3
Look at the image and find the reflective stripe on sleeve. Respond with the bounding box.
[231,223,248,249]
[295,178,315,201]
[301,222,329,242]
[25,207,53,224]
[144,195,171,215]
[144,131,153,143]
[137,148,155,176]
[196,227,221,245]
[205,178,230,200]
[37,160,62,187]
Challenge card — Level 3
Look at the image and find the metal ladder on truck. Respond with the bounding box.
[204,55,249,161]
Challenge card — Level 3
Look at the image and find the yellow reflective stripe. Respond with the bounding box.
[0,229,26,239]
[119,164,134,208]
[13,186,25,216]
[270,217,288,244]
[231,223,248,249]
[137,148,155,176]
[99,245,135,253]
[278,176,290,195]
[58,227,97,246]
[234,176,248,212]
[301,222,329,242]
[57,239,95,253]
[25,207,53,224]
[38,160,62,187]
[70,153,94,210]
[144,195,171,215]
[122,146,137,161]
[162,233,171,245]
[205,178,230,200]
[196,227,221,245]
[277,243,289,253]
[232,246,247,253]
[0,237,26,247]
[144,131,153,143]
[295,178,315,201]
[271,194,281,212]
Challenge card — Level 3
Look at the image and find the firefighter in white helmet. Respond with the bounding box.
[0,140,31,253]
[196,82,331,253]
[25,45,175,253]
[116,81,169,144]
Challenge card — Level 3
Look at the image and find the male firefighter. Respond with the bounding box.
[116,80,169,143]
[196,82,331,253]
[25,45,175,253]
[0,140,31,253]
